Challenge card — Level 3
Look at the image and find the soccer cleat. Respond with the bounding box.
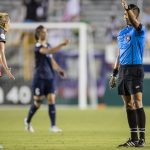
[24,118,34,133]
[136,139,145,147]
[118,138,139,147]
[49,126,62,133]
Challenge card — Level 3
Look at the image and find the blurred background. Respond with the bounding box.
[0,0,150,108]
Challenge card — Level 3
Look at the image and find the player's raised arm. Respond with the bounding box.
[40,39,69,54]
[34,25,69,54]
[121,0,141,30]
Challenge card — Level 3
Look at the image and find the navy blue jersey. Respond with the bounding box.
[0,28,6,43]
[34,42,55,79]
[117,25,146,65]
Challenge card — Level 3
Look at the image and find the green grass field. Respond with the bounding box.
[0,106,150,150]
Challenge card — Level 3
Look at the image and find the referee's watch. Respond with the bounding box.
[112,68,118,77]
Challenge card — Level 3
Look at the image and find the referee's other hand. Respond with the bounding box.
[109,75,117,89]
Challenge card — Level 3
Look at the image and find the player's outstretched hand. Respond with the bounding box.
[61,39,69,46]
[6,69,15,80]
[121,0,128,10]
[58,70,66,79]
[109,75,117,89]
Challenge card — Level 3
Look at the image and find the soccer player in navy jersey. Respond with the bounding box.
[0,13,15,80]
[109,0,146,147]
[24,25,69,133]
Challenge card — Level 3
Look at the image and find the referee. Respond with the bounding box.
[109,0,146,147]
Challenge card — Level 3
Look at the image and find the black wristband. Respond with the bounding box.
[113,69,118,77]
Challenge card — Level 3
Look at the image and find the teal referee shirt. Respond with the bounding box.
[117,25,146,65]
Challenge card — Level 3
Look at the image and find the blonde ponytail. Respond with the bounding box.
[0,12,10,31]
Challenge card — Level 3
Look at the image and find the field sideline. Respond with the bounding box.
[0,106,150,150]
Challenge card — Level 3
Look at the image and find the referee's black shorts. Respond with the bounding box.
[118,64,144,96]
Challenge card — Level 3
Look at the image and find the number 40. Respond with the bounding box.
[5,86,32,104]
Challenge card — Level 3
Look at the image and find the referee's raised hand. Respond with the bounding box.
[121,0,128,10]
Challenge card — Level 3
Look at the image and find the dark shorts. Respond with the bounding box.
[32,78,56,96]
[118,65,144,96]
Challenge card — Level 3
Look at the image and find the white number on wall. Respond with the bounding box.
[0,87,4,104]
[19,86,31,104]
[6,86,32,104]
[6,86,18,104]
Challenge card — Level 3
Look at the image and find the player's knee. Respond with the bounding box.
[133,92,143,108]
[34,100,42,107]
[47,94,55,104]
[48,99,55,104]
[126,101,135,109]
[134,99,143,108]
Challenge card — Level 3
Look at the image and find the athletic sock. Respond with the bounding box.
[27,103,39,123]
[136,108,146,140]
[48,104,56,126]
[126,109,138,141]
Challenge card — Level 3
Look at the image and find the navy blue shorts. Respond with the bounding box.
[32,78,56,96]
[118,65,144,95]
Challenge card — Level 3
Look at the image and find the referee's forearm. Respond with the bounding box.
[114,56,120,70]
[126,10,140,29]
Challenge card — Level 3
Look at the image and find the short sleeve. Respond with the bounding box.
[46,54,53,58]
[35,42,42,52]
[46,43,53,58]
